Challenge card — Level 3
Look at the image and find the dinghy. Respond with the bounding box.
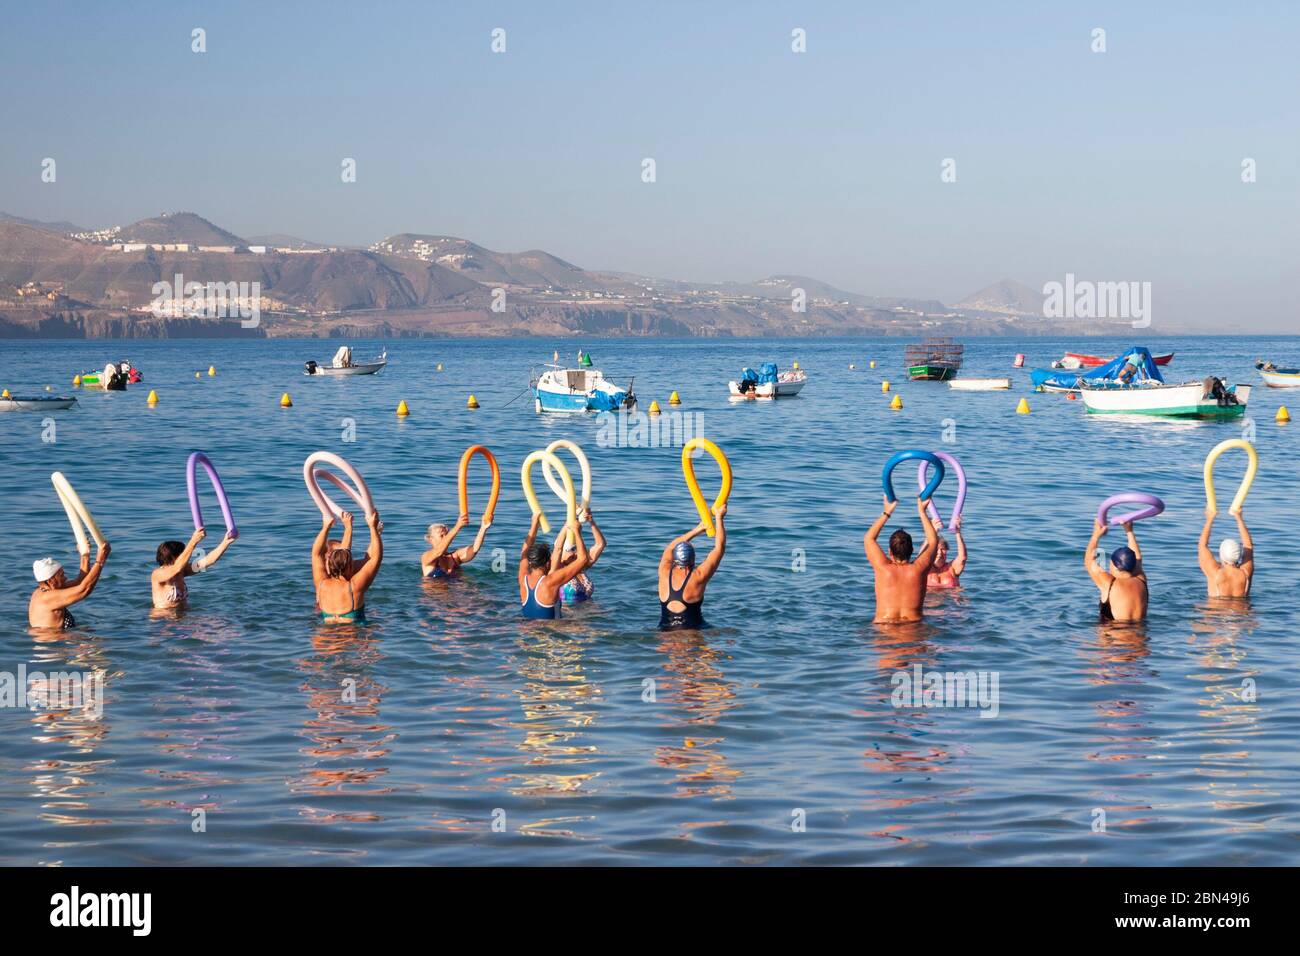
[1255,360,1300,388]
[305,346,387,376]
[0,395,78,411]
[728,363,807,398]
[948,378,1011,391]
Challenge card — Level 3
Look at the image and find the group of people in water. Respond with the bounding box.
[28,480,1252,632]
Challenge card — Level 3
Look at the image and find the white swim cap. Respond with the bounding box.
[1219,538,1243,566]
[33,557,62,582]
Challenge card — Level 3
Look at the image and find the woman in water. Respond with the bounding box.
[151,526,237,610]
[27,539,111,630]
[421,512,491,579]
[658,504,726,631]
[556,508,605,604]
[1085,520,1148,622]
[925,515,967,590]
[518,512,587,620]
[313,509,383,623]
[1197,505,1254,598]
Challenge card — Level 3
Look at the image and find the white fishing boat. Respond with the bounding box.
[532,364,635,413]
[0,394,78,411]
[1079,380,1251,419]
[948,377,1011,391]
[305,346,387,376]
[727,363,806,398]
[1255,361,1300,387]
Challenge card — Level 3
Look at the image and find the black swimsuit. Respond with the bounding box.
[1100,578,1147,622]
[659,566,705,631]
[60,608,76,630]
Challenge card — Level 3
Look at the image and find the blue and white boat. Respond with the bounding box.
[532,364,635,414]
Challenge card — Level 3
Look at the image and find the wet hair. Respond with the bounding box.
[1110,547,1137,574]
[157,540,185,566]
[426,523,449,542]
[889,529,914,561]
[326,548,353,578]
[526,541,551,571]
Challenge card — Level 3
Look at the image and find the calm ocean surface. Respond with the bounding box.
[1,334,1298,866]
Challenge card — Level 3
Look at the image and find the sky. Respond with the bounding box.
[1,1,1297,330]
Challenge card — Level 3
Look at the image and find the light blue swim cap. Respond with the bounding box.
[672,542,695,567]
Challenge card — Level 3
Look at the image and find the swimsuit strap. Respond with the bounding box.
[668,565,694,601]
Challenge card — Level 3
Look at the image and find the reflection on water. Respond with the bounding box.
[293,631,395,818]
[656,631,741,798]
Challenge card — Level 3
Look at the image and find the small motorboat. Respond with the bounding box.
[77,361,140,389]
[948,377,1011,391]
[1056,351,1173,368]
[305,346,387,376]
[1080,380,1250,419]
[1255,360,1300,387]
[728,363,807,398]
[532,364,635,413]
[904,337,963,380]
[1,394,78,411]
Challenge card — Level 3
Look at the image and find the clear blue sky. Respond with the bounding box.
[2,1,1297,329]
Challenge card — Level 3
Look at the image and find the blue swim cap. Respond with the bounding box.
[672,542,695,567]
[1110,547,1137,573]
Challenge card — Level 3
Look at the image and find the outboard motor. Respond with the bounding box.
[305,360,318,375]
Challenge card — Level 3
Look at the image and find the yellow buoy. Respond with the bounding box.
[881,380,891,393]
[890,394,903,410]
[649,400,662,415]
[466,394,479,409]
[73,375,81,387]
[792,361,800,370]
[280,392,293,407]
[195,371,201,378]
[1016,398,1031,414]
[396,400,410,417]
[668,390,681,405]
[869,360,876,369]
[147,389,159,405]
[1278,405,1291,423]
[436,363,444,372]
[1,389,8,399]
[208,366,216,376]
[45,385,52,392]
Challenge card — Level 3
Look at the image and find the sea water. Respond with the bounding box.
[0,335,1297,865]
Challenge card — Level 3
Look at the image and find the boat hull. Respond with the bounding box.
[0,396,78,411]
[1067,351,1174,367]
[1259,369,1300,387]
[948,378,1011,391]
[306,361,386,376]
[908,365,958,381]
[1080,383,1251,418]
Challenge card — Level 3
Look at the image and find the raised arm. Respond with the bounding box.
[193,529,236,572]
[584,510,606,566]
[312,516,334,587]
[864,496,896,567]
[51,542,110,607]
[455,515,490,563]
[1235,510,1253,570]
[914,497,940,571]
[950,517,968,576]
[1197,509,1218,577]
[1122,521,1144,576]
[519,512,542,581]
[339,510,354,552]
[350,510,384,593]
[158,527,205,580]
[547,520,588,587]
[1084,521,1110,588]
[696,505,727,581]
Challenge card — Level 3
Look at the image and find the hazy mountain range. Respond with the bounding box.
[0,210,1073,339]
